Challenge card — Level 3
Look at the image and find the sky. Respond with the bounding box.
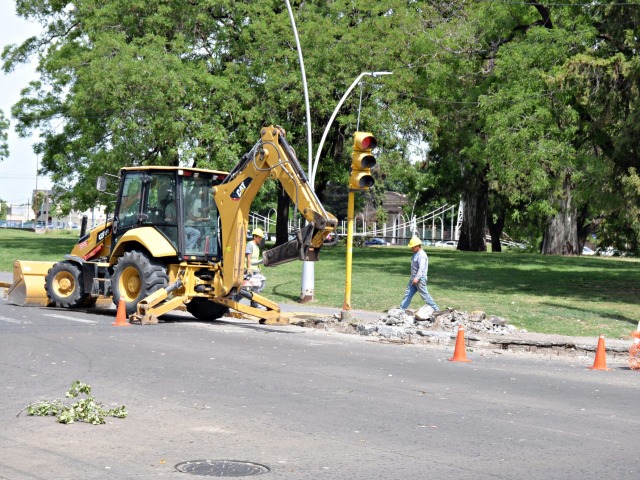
[0,2,51,208]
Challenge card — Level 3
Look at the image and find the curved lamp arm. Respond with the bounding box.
[310,71,392,187]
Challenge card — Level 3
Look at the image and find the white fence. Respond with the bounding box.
[249,203,462,245]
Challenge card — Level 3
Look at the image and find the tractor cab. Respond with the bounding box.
[113,167,227,261]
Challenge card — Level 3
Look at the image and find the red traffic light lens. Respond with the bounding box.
[360,136,377,150]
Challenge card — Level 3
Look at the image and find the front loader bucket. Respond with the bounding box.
[1,260,54,307]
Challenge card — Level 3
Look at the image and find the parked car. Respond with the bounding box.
[422,239,433,246]
[435,240,457,248]
[597,246,617,256]
[364,238,389,246]
[582,246,595,256]
[501,240,527,249]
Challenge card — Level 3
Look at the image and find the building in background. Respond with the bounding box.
[1,189,107,229]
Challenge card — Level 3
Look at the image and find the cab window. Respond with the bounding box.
[118,174,143,229]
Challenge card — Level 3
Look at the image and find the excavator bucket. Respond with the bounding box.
[1,260,54,307]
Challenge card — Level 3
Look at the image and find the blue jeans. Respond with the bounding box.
[400,277,439,311]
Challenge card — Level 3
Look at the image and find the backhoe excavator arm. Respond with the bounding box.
[212,125,337,297]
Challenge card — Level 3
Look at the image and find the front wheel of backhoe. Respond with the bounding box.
[112,251,168,316]
[186,298,229,321]
[45,261,92,308]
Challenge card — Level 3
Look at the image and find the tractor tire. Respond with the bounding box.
[45,261,92,308]
[186,298,229,321]
[112,251,168,316]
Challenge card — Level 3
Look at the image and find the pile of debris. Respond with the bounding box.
[298,305,526,342]
[381,306,524,336]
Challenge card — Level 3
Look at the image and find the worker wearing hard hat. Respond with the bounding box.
[245,228,266,308]
[246,228,264,274]
[399,236,439,312]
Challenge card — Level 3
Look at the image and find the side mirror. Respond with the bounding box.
[96,176,108,192]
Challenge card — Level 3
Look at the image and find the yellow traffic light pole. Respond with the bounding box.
[342,132,377,321]
[342,190,355,320]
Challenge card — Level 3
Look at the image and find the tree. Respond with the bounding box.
[0,110,8,159]
[31,190,46,221]
[416,1,640,254]
[0,198,7,220]
[2,0,442,232]
[4,0,637,255]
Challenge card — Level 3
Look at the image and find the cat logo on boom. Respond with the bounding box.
[231,178,253,200]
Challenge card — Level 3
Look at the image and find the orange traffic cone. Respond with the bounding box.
[588,335,610,371]
[448,325,471,363]
[629,328,640,370]
[112,298,130,327]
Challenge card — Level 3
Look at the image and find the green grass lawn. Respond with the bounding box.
[1,228,638,338]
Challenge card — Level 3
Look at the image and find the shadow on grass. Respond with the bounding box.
[427,250,639,305]
[319,246,640,306]
[270,282,302,302]
[540,301,639,326]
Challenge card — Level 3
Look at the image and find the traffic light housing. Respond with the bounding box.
[350,132,377,190]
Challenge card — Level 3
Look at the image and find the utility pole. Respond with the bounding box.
[284,0,316,303]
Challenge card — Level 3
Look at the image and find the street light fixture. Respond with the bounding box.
[310,71,392,187]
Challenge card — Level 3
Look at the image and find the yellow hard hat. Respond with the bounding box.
[252,228,264,237]
[408,236,422,248]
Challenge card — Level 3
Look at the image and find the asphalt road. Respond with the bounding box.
[0,300,638,480]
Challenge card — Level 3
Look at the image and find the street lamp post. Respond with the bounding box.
[301,71,392,303]
[283,2,392,303]
[310,71,392,187]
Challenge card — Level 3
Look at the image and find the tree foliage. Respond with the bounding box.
[2,0,639,254]
[0,110,8,159]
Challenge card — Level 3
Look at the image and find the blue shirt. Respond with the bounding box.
[411,249,428,279]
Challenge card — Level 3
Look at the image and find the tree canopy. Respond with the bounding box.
[2,0,638,254]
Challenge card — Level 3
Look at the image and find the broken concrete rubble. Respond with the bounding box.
[379,307,525,336]
[295,307,525,345]
[290,306,630,362]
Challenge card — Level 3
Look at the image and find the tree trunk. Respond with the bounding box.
[457,179,488,252]
[275,184,291,247]
[541,172,578,255]
[487,208,505,253]
[576,204,604,255]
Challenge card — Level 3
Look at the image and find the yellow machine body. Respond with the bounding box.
[2,260,55,306]
[2,126,337,325]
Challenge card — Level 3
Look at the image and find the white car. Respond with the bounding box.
[435,240,457,248]
[582,246,595,256]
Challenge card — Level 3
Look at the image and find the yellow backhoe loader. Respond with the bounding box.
[1,126,337,324]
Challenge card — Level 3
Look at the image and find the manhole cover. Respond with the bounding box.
[175,459,270,477]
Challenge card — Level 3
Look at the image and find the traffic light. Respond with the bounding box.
[350,132,377,190]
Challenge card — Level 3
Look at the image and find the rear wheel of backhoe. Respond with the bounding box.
[186,298,229,321]
[45,261,92,308]
[112,251,168,316]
